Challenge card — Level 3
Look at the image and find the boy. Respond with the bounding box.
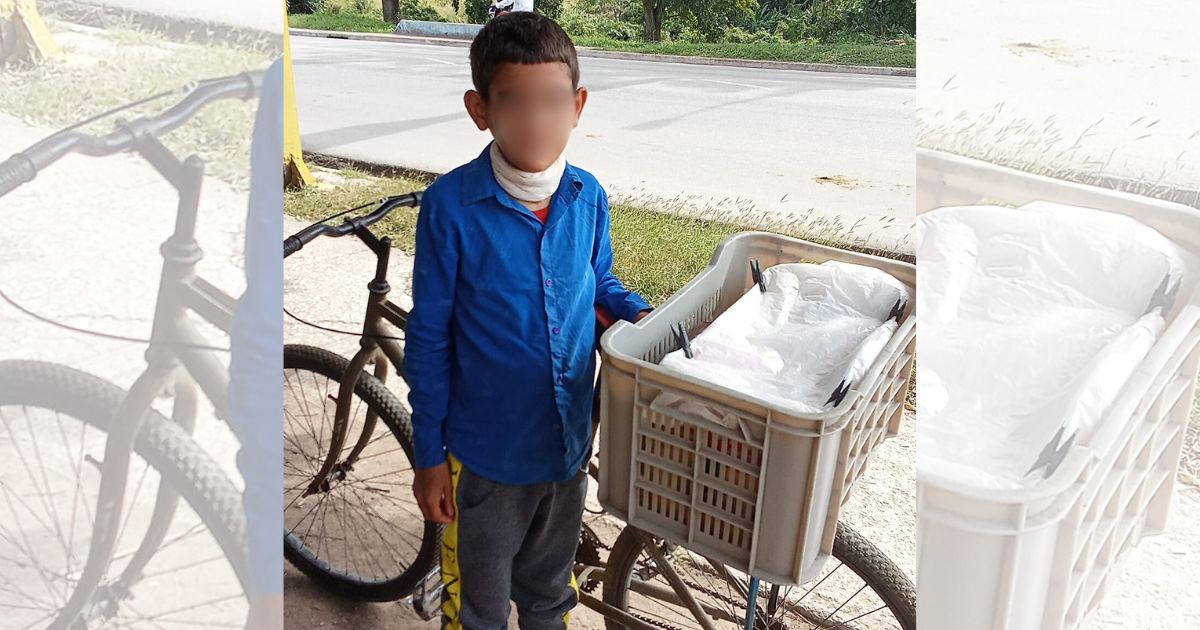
[404,12,651,630]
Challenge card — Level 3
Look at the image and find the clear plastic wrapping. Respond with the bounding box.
[916,201,1196,490]
[652,260,912,425]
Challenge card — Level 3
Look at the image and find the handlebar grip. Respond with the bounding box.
[283,236,304,258]
[0,155,35,198]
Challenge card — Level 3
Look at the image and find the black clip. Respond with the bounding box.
[888,298,907,322]
[1146,273,1178,314]
[826,379,852,406]
[750,259,766,293]
[1026,425,1076,479]
[672,323,694,359]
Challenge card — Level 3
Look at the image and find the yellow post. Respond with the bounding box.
[0,0,61,63]
[283,2,313,189]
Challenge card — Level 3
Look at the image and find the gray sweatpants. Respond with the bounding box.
[442,455,587,630]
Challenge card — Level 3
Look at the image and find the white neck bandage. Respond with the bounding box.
[490,141,566,203]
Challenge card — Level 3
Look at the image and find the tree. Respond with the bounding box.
[641,1,666,42]
[0,0,59,63]
[382,0,399,23]
[641,0,755,43]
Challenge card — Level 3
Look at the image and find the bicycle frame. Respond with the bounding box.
[292,218,763,630]
[303,223,411,496]
[49,133,245,629]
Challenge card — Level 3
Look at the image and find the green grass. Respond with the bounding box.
[572,36,914,68]
[285,166,428,253]
[288,12,395,33]
[606,202,743,304]
[285,163,907,305]
[0,21,272,187]
[287,2,914,68]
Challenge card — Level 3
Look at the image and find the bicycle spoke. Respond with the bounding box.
[284,359,430,588]
[342,487,414,571]
[0,385,248,629]
[115,591,244,627]
[824,603,890,629]
[23,406,77,587]
[58,410,91,587]
[113,460,153,560]
[616,536,904,630]
[0,479,68,604]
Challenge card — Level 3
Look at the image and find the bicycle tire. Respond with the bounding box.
[602,521,916,630]
[283,343,441,602]
[0,359,249,621]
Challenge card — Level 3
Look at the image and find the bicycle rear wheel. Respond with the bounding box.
[0,360,248,628]
[602,521,915,630]
[283,344,440,602]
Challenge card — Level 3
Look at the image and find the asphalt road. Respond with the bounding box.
[291,36,916,250]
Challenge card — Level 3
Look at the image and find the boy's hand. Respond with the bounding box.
[413,462,456,524]
[635,309,652,322]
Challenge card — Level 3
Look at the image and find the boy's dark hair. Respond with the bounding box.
[469,12,579,99]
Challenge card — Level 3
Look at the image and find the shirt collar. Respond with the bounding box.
[460,141,584,208]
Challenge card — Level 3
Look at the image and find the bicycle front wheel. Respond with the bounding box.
[602,521,916,630]
[283,344,440,602]
[0,360,248,628]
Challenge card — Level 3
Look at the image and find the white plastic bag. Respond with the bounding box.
[652,260,912,421]
[916,201,1195,491]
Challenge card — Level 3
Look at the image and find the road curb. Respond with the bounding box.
[289,28,915,77]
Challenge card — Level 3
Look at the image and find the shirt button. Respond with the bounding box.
[552,326,560,335]
[545,278,553,287]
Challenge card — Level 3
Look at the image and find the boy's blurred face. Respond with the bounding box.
[465,61,587,173]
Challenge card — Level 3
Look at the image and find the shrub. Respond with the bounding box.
[466,0,563,23]
[288,0,327,14]
[397,0,442,21]
[558,8,640,41]
[538,0,564,19]
[465,0,489,23]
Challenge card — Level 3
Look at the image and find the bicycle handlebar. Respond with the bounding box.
[284,192,424,258]
[0,71,263,198]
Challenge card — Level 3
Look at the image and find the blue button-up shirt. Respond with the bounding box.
[404,143,652,485]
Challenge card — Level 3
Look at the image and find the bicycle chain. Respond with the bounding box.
[577,522,606,594]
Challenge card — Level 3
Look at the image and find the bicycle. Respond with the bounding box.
[283,196,917,629]
[0,71,263,629]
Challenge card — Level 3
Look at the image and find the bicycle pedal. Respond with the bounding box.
[412,567,443,621]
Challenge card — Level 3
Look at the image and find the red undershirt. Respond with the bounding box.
[532,207,549,224]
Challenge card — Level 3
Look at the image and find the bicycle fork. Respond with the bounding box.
[49,358,181,630]
[305,231,395,496]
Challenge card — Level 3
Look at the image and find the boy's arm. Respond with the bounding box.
[593,188,652,322]
[404,193,458,470]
